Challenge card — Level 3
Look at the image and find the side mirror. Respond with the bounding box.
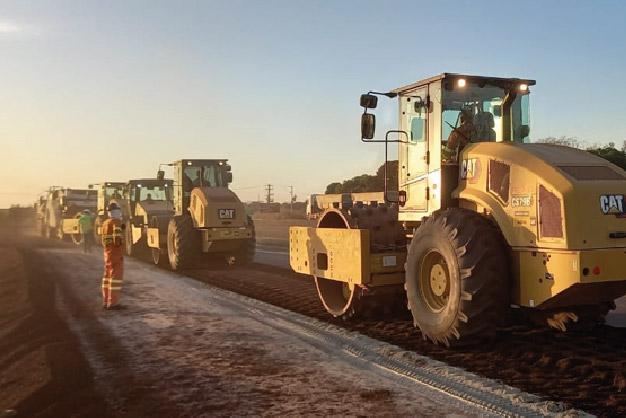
[361,113,376,139]
[157,170,165,181]
[225,164,232,172]
[360,94,378,109]
[520,124,530,138]
[413,97,424,112]
[225,172,233,183]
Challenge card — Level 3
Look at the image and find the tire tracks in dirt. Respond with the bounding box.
[183,262,626,416]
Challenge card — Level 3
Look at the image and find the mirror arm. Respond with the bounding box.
[367,90,397,98]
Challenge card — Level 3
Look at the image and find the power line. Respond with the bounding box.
[232,185,265,191]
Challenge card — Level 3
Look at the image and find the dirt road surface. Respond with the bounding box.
[49,248,478,416]
[1,230,485,416]
[3,219,623,415]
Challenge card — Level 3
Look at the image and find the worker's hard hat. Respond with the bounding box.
[108,202,120,211]
[83,209,90,214]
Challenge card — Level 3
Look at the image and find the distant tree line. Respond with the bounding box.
[325,161,398,194]
[537,137,626,171]
[325,139,626,193]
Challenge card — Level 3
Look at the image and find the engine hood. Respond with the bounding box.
[454,142,626,250]
[135,200,174,224]
[189,187,247,228]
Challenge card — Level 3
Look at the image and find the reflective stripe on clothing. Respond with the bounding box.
[102,218,124,246]
[110,279,123,290]
[102,220,124,307]
[102,278,123,289]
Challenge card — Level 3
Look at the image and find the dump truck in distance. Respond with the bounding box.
[147,159,255,270]
[290,73,626,346]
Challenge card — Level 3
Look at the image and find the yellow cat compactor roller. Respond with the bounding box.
[37,187,97,245]
[147,159,255,270]
[290,73,626,346]
[122,178,174,257]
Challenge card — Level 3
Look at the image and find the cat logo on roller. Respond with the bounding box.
[460,158,477,180]
[600,194,625,215]
[219,209,236,219]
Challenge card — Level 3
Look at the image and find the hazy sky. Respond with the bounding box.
[2,0,626,208]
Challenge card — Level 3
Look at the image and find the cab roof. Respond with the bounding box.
[127,178,173,185]
[174,159,229,167]
[97,182,126,187]
[392,73,536,94]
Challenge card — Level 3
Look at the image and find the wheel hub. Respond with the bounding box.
[419,250,451,312]
[430,263,448,297]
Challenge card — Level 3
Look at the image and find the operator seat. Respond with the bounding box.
[473,111,496,142]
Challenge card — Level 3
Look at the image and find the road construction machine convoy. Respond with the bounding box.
[37,187,97,244]
[147,159,255,270]
[290,73,626,346]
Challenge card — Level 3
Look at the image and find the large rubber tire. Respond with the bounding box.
[149,216,167,266]
[405,208,510,346]
[125,221,134,256]
[167,215,199,271]
[230,216,256,265]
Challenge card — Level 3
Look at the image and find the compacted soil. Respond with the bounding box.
[0,226,473,416]
[0,227,109,416]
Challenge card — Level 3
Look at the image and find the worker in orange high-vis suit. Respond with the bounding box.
[101,202,126,310]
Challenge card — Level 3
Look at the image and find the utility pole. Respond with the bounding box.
[289,186,294,211]
[264,184,274,204]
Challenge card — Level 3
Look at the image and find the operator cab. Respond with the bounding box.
[162,159,233,216]
[360,73,535,222]
[126,179,173,217]
[96,182,126,216]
